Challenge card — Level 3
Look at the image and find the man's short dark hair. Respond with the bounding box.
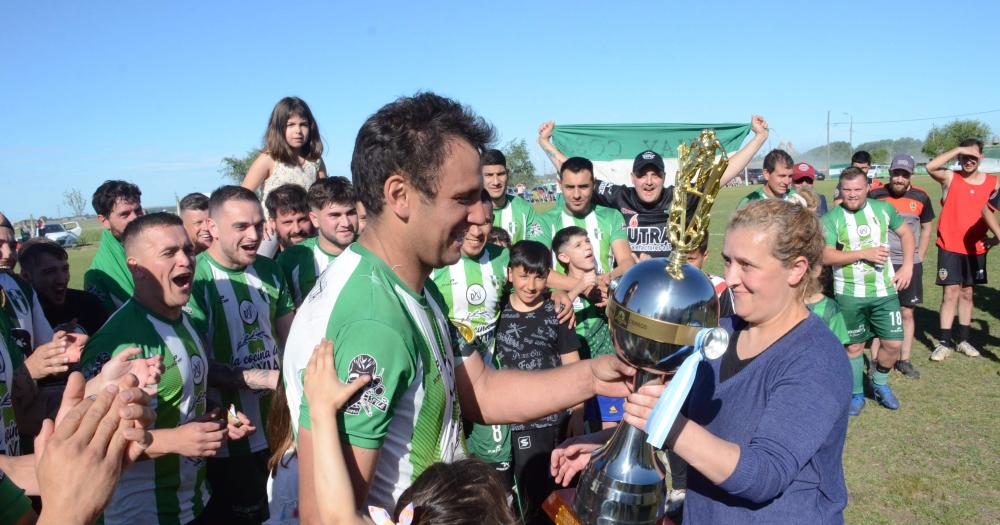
[481,149,507,167]
[851,151,872,165]
[18,238,67,269]
[307,177,356,211]
[839,166,868,185]
[762,150,794,173]
[959,138,985,152]
[559,157,594,180]
[179,193,209,213]
[92,180,142,217]
[209,185,261,217]
[696,236,709,255]
[488,228,511,246]
[264,184,309,217]
[121,212,184,253]
[552,226,588,255]
[508,240,551,276]
[351,92,496,218]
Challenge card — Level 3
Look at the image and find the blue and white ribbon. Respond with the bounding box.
[645,329,710,448]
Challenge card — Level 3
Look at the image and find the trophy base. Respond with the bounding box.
[544,488,678,525]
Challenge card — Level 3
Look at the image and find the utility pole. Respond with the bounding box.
[826,110,831,177]
[849,114,853,147]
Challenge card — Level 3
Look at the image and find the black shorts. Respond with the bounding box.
[200,450,271,524]
[895,262,923,306]
[936,249,987,286]
[512,426,562,525]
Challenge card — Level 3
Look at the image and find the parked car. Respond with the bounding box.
[40,222,82,247]
[816,171,826,181]
[747,168,765,184]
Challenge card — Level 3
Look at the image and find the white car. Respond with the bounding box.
[40,222,82,247]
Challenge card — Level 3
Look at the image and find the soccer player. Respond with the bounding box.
[85,180,145,312]
[822,167,914,415]
[538,117,769,258]
[19,239,109,335]
[869,155,934,377]
[925,138,999,360]
[834,151,881,205]
[738,149,804,208]
[80,212,250,525]
[282,93,632,520]
[0,215,54,355]
[527,156,635,295]
[264,183,315,253]
[482,149,536,243]
[179,192,213,255]
[278,177,359,306]
[427,190,513,486]
[186,186,295,524]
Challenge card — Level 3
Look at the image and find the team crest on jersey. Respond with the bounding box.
[528,222,542,237]
[239,300,258,325]
[190,354,206,385]
[466,284,487,306]
[344,354,388,416]
[856,225,871,237]
[938,268,948,281]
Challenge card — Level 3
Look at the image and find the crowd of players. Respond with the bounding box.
[0,92,996,525]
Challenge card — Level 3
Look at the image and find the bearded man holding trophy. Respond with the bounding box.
[547,131,852,524]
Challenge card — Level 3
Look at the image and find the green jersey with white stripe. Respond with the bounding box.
[806,296,850,345]
[527,205,628,274]
[0,311,29,522]
[80,299,210,525]
[186,252,294,457]
[737,187,800,208]
[428,244,510,464]
[572,292,613,358]
[822,199,903,298]
[84,229,135,312]
[0,271,53,358]
[492,195,536,243]
[277,237,339,306]
[282,243,465,509]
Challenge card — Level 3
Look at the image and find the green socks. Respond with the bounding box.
[850,355,865,395]
[871,363,891,386]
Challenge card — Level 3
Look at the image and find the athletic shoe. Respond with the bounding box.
[849,394,865,417]
[929,344,953,362]
[872,383,900,410]
[956,341,981,357]
[665,489,686,515]
[895,360,921,379]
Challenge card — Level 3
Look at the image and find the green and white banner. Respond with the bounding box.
[552,123,751,186]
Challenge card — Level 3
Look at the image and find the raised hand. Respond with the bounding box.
[91,347,163,397]
[538,120,556,142]
[751,115,768,136]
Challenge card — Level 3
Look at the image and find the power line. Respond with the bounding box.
[831,108,1000,126]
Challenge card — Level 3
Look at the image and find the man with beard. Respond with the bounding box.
[925,138,999,361]
[538,117,770,258]
[264,183,315,254]
[0,214,54,356]
[179,193,213,255]
[822,167,914,415]
[278,177,359,306]
[186,185,295,524]
[482,149,536,243]
[85,180,145,312]
[868,155,934,378]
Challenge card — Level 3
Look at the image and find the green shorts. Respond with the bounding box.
[836,294,903,344]
[465,421,512,464]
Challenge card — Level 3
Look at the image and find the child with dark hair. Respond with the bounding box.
[495,240,580,524]
[488,227,512,248]
[302,339,518,525]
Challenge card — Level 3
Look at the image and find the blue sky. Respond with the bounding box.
[3,0,998,220]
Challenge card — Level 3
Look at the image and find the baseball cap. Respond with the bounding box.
[889,154,915,175]
[792,162,816,182]
[633,150,665,174]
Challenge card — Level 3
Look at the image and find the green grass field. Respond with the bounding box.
[63,177,1000,523]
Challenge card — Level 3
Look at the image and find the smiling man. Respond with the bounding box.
[482,149,536,243]
[281,93,633,520]
[18,239,109,336]
[179,192,213,255]
[264,183,316,253]
[278,176,360,306]
[84,180,145,312]
[738,149,803,208]
[0,216,54,356]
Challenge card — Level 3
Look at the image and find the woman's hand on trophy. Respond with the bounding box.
[550,429,614,486]
[589,355,635,398]
[622,382,667,432]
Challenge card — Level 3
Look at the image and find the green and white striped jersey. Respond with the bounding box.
[492,195,537,243]
[186,252,294,457]
[527,205,628,274]
[572,292,613,358]
[0,311,29,521]
[822,199,904,298]
[737,187,801,209]
[277,237,339,307]
[0,271,54,357]
[80,299,210,525]
[806,296,850,345]
[84,230,134,312]
[282,243,464,510]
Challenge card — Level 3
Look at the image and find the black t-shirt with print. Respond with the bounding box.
[593,181,699,258]
[495,298,580,431]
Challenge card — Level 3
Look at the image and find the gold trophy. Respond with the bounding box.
[544,130,730,525]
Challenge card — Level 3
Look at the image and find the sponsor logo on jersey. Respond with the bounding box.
[517,435,532,450]
[239,300,258,325]
[190,354,206,385]
[344,354,388,417]
[466,284,487,306]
